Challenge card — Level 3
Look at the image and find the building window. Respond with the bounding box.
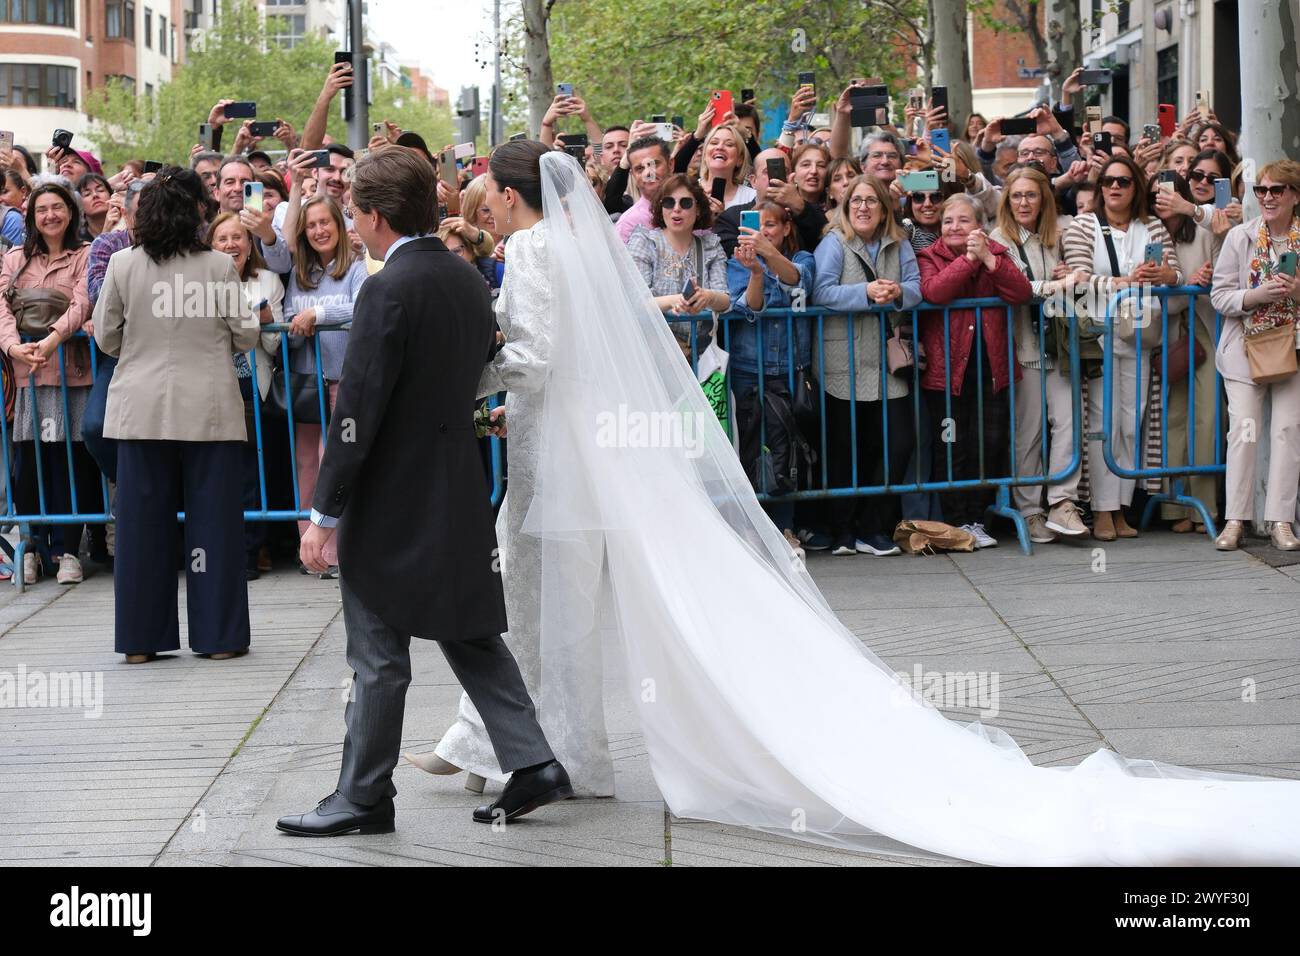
[159,14,166,54]
[0,63,77,108]
[106,0,135,40]
[145,81,153,98]
[0,0,74,27]
[1157,44,1179,115]
[267,12,305,48]
[143,7,151,47]
[107,73,135,94]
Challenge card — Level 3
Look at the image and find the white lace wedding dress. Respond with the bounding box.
[443,152,1300,865]
[433,219,616,797]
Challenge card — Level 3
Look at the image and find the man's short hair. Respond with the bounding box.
[191,150,223,169]
[860,130,902,159]
[1102,115,1130,142]
[325,142,355,161]
[351,146,436,237]
[603,125,630,136]
[218,155,255,180]
[627,136,669,164]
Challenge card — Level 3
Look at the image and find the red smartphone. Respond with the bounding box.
[471,156,490,178]
[1158,103,1176,138]
[710,90,734,126]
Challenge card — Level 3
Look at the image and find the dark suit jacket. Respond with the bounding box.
[313,237,507,641]
[714,199,829,258]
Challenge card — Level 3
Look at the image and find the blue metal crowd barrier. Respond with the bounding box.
[1099,285,1226,538]
[0,289,1231,588]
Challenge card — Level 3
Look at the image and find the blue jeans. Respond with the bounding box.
[83,349,118,483]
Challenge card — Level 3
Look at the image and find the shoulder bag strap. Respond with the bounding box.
[1100,222,1122,277]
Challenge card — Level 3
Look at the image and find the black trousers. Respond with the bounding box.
[924,349,1010,528]
[825,392,913,540]
[114,439,250,655]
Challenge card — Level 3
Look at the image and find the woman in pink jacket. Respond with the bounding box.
[917,193,1033,548]
[0,182,99,585]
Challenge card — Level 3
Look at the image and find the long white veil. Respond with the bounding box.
[523,150,1300,865]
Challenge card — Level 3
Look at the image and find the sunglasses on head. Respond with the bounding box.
[1099,175,1134,189]
[1253,184,1293,199]
[661,196,695,210]
[1186,169,1217,183]
[911,191,943,205]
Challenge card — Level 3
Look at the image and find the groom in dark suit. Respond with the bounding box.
[277,146,571,837]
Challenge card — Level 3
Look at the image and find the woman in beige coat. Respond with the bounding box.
[92,168,261,663]
[1209,160,1300,551]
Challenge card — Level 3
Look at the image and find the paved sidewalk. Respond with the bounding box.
[2,532,1298,867]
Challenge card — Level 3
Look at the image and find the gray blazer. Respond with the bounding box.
[93,246,261,441]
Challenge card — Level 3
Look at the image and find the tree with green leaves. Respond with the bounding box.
[84,0,453,171]
[501,0,930,136]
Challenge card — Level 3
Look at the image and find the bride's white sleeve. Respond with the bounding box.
[477,231,552,399]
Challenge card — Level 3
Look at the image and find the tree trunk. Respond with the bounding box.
[929,0,973,128]
[1045,0,1082,110]
[1237,0,1300,207]
[522,0,555,140]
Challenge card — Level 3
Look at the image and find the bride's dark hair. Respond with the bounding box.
[489,140,555,212]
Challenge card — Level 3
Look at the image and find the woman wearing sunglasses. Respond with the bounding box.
[991,165,1091,542]
[1210,160,1300,551]
[1158,149,1242,239]
[902,187,947,252]
[1062,154,1183,541]
[627,174,729,358]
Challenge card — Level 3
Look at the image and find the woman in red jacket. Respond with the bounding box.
[918,194,1033,548]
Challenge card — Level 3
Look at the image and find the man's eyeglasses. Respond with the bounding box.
[661,196,695,210]
[1017,147,1053,159]
[1253,184,1293,199]
[910,191,943,205]
[866,151,898,162]
[1099,175,1134,189]
[848,195,882,209]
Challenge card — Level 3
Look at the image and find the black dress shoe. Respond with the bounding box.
[276,790,395,837]
[472,760,573,824]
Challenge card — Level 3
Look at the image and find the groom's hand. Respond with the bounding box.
[300,523,336,573]
[488,406,507,438]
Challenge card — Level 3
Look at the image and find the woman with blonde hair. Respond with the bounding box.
[1210,159,1300,551]
[684,122,755,215]
[990,165,1090,541]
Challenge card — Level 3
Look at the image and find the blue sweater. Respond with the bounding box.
[286,258,368,380]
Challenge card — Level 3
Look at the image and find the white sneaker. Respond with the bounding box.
[23,552,39,585]
[56,554,83,584]
[962,523,998,549]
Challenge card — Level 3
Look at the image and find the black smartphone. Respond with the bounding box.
[334,50,353,68]
[651,113,667,123]
[1000,116,1037,135]
[562,132,588,160]
[1091,131,1113,155]
[249,120,280,138]
[710,176,727,202]
[765,157,786,183]
[143,160,163,174]
[671,115,684,129]
[741,88,755,103]
[849,87,890,109]
[797,71,815,95]
[52,128,73,155]
[306,148,331,169]
[850,105,889,128]
[1078,69,1113,86]
[223,101,256,119]
[930,85,948,114]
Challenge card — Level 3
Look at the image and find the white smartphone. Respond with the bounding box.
[243,181,264,214]
[453,142,475,159]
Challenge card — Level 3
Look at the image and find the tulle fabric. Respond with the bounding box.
[521,151,1300,865]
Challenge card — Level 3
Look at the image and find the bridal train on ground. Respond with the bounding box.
[444,151,1300,866]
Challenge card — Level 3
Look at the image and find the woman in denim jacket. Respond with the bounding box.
[726,201,816,557]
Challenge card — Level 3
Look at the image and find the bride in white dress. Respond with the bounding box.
[412,142,1300,865]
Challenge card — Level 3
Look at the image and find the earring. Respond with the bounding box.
[505,205,512,226]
